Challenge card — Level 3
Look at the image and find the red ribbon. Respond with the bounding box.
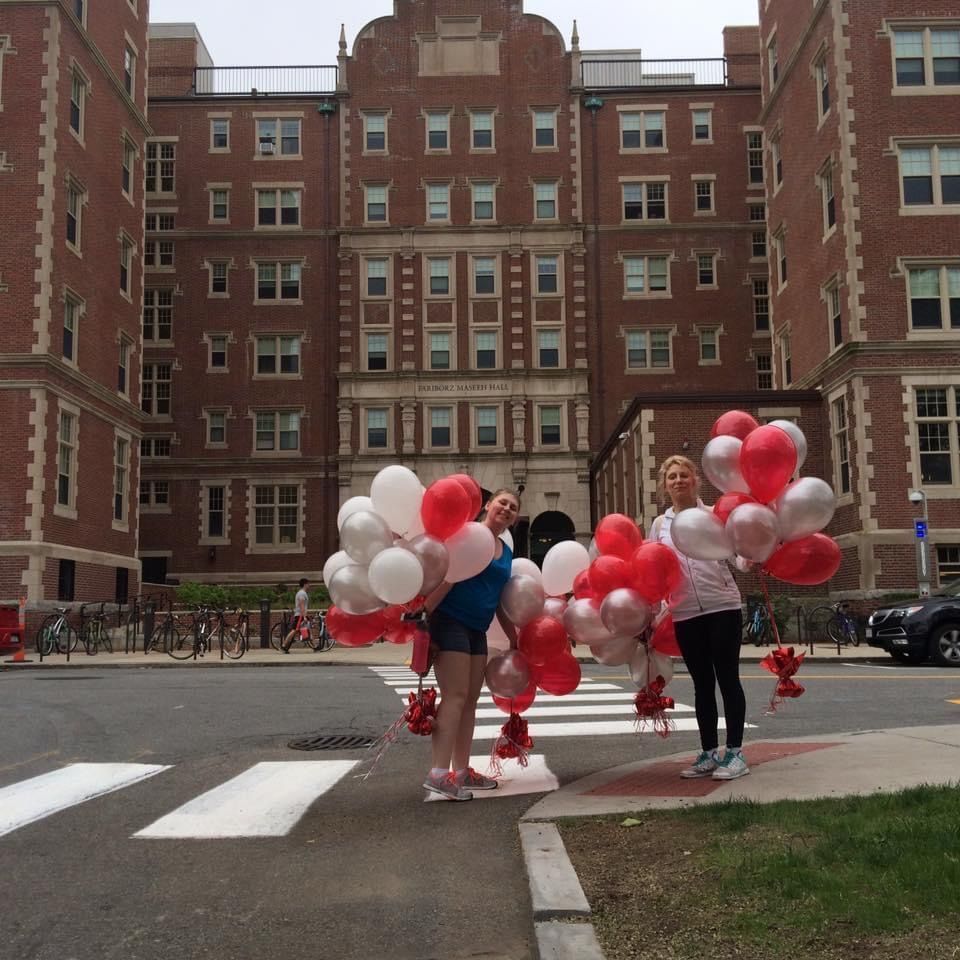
[634,675,675,739]
[488,712,533,777]
[760,645,806,713]
[357,680,438,780]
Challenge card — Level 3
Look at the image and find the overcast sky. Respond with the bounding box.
[147,0,760,65]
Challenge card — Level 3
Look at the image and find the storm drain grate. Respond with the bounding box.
[287,734,376,752]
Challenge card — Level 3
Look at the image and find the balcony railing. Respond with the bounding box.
[581,58,729,89]
[193,66,338,96]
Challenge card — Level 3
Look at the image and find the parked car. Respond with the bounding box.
[866,580,960,666]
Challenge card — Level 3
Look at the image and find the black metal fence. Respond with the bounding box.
[193,65,338,96]
[581,58,728,89]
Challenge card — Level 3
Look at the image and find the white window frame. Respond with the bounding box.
[693,175,716,215]
[471,404,503,452]
[253,409,302,456]
[912,385,960,488]
[204,408,228,448]
[903,262,960,334]
[62,290,82,365]
[254,335,301,378]
[139,480,171,514]
[774,228,788,289]
[535,327,563,369]
[532,107,558,150]
[535,403,565,450]
[255,185,302,229]
[691,106,713,143]
[143,287,173,343]
[364,256,390,298]
[140,436,172,459]
[425,181,451,223]
[144,238,174,271]
[66,176,85,254]
[746,130,765,187]
[119,232,136,300]
[209,116,230,153]
[470,109,495,152]
[141,362,172,418]
[895,141,960,213]
[697,326,720,365]
[825,279,843,350]
[117,336,132,395]
[362,111,388,154]
[618,107,667,153]
[364,183,389,224]
[145,139,177,196]
[472,328,499,371]
[255,117,302,158]
[427,330,454,371]
[779,331,792,386]
[753,277,771,332]
[121,137,136,200]
[889,24,960,94]
[533,254,561,297]
[206,260,230,298]
[695,251,718,289]
[819,162,837,237]
[622,254,671,299]
[621,179,669,222]
[55,402,80,520]
[425,110,451,153]
[756,351,773,389]
[206,332,229,372]
[533,180,559,221]
[363,406,392,453]
[250,483,303,552]
[69,67,88,142]
[208,185,230,224]
[425,256,453,299]
[254,260,303,304]
[625,328,674,373]
[201,483,229,543]
[112,433,131,530]
[472,255,497,297]
[365,331,390,372]
[830,393,852,498]
[426,404,455,451]
[471,180,496,222]
[123,44,136,99]
[814,52,831,120]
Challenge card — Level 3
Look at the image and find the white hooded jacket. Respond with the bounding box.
[651,505,742,623]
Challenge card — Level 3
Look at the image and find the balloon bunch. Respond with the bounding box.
[672,410,842,586]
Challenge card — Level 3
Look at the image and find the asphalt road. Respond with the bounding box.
[1,660,958,960]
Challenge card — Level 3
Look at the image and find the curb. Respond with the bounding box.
[519,822,607,960]
[0,656,411,671]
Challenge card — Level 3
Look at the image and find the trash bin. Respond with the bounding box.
[259,599,271,649]
[142,601,155,653]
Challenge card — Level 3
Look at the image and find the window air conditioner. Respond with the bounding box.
[259,140,275,155]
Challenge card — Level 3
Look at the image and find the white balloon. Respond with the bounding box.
[727,503,780,564]
[445,522,496,583]
[702,435,750,494]
[670,507,734,561]
[322,550,352,586]
[404,509,426,540]
[769,420,808,472]
[340,510,394,565]
[337,496,374,531]
[629,642,649,686]
[512,558,543,583]
[542,540,590,596]
[367,547,424,605]
[327,564,385,615]
[773,477,837,542]
[370,465,424,534]
[500,528,514,551]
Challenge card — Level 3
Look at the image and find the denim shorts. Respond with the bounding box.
[429,609,487,656]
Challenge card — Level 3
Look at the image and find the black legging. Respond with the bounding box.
[674,609,745,751]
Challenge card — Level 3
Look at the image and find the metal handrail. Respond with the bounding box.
[580,57,728,89]
[193,65,338,96]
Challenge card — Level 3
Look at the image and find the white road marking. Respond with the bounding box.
[425,755,558,802]
[471,718,757,738]
[0,763,171,838]
[474,702,694,720]
[134,761,357,839]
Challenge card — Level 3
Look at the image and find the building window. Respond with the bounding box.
[255,410,300,452]
[209,188,229,222]
[113,436,129,523]
[364,112,386,152]
[210,118,229,150]
[429,332,451,370]
[696,253,716,287]
[831,396,851,495]
[122,139,135,197]
[816,55,830,117]
[140,480,170,509]
[254,485,300,546]
[915,387,957,484]
[140,436,171,459]
[537,328,560,368]
[66,181,82,250]
[699,327,718,362]
[141,363,171,416]
[780,332,792,385]
[428,258,450,296]
[820,166,836,231]
[256,262,302,301]
[257,188,301,227]
[366,333,388,371]
[749,203,766,222]
[626,329,671,369]
[756,352,773,389]
[430,407,452,447]
[73,0,84,23]
[145,212,175,232]
[366,257,388,297]
[775,230,787,287]
[206,486,225,538]
[123,45,136,97]
[772,138,783,187]
[120,235,134,295]
[209,261,228,296]
[899,145,960,207]
[828,283,843,348]
[206,411,226,445]
[426,111,449,150]
[427,182,450,221]
[57,410,77,508]
[476,406,498,446]
[471,110,494,149]
[366,408,388,448]
[534,181,558,220]
[144,240,174,269]
[539,406,561,446]
[752,229,767,259]
[623,182,667,221]
[475,331,497,369]
[473,256,496,295]
[747,132,765,185]
[768,38,779,86]
[143,289,173,342]
[623,255,669,296]
[937,545,960,584]
[472,181,495,221]
[208,334,227,369]
[692,108,712,141]
[908,266,960,330]
[533,109,556,148]
[70,71,86,137]
[893,28,960,88]
[365,184,388,222]
[118,338,131,393]
[256,336,300,375]
[145,141,175,194]
[753,278,770,331]
[620,110,665,150]
[694,179,715,213]
[257,118,300,156]
[536,256,559,295]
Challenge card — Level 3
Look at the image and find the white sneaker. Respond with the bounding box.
[680,749,720,778]
[712,749,750,780]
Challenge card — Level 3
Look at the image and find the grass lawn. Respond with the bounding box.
[559,785,960,960]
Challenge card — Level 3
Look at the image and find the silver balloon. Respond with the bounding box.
[501,574,546,628]
[590,634,639,666]
[485,650,531,698]
[340,510,394,565]
[629,642,649,685]
[404,534,449,594]
[322,550,352,586]
[727,503,780,564]
[701,435,750,494]
[769,420,808,471]
[773,477,836,542]
[648,649,675,686]
[562,598,613,646]
[543,596,568,620]
[327,564,385,615]
[670,507,734,561]
[600,588,653,637]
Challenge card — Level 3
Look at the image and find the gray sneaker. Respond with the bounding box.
[423,771,473,801]
[712,749,750,781]
[459,767,498,791]
[680,749,720,778]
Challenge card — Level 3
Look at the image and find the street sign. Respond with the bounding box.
[915,520,927,539]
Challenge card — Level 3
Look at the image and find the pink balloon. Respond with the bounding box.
[421,478,472,540]
[543,596,568,619]
[764,533,841,585]
[485,650,532,698]
[711,410,760,441]
[594,514,643,560]
[740,424,798,504]
[444,522,496,583]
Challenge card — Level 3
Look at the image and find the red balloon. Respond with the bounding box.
[764,533,841,585]
[572,569,595,600]
[421,478,472,540]
[588,555,633,597]
[325,606,386,647]
[650,613,681,657]
[380,605,418,644]
[740,424,798,503]
[594,514,643,560]
[536,653,582,696]
[713,492,757,524]
[448,473,482,521]
[630,543,682,604]
[711,410,760,441]
[492,678,537,715]
[518,615,568,667]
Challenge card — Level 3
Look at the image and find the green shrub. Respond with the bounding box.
[174,582,330,611]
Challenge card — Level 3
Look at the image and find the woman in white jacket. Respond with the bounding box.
[651,455,749,780]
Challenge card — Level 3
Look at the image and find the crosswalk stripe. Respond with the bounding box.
[389,681,626,693]
[474,703,694,720]
[471,718,739,738]
[0,763,171,838]
[424,755,558,802]
[134,761,357,839]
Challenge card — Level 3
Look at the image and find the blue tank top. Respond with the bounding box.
[438,541,513,632]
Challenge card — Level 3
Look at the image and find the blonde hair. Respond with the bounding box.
[656,455,699,505]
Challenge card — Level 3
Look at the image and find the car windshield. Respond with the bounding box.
[934,579,960,598]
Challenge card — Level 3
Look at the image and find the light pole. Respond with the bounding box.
[909,488,930,596]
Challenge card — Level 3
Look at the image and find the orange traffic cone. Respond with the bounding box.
[6,645,29,664]
[5,599,31,663]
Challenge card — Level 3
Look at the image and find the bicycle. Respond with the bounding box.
[742,600,775,646]
[35,607,79,656]
[806,601,861,647]
[80,602,113,655]
[270,610,334,653]
[167,605,223,660]
[220,609,249,660]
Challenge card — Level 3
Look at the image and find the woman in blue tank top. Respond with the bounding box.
[421,488,520,801]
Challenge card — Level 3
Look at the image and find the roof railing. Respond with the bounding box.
[580,57,731,89]
[193,65,338,96]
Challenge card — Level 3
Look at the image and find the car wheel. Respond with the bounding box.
[930,623,960,668]
[890,649,927,665]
